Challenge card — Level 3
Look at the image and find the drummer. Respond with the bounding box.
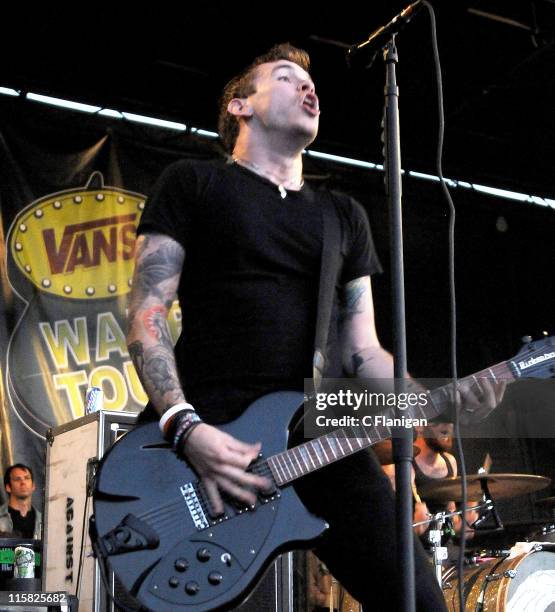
[0,464,42,539]
[414,423,479,540]
[383,423,480,541]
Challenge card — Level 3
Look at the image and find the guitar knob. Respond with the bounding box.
[185,581,200,595]
[174,558,189,572]
[168,576,179,588]
[197,548,211,562]
[521,335,533,344]
[208,571,223,585]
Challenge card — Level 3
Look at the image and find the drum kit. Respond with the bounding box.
[416,472,555,611]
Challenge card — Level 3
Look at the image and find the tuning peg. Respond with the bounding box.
[521,335,533,344]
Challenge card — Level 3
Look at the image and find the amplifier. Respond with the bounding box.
[43,410,137,612]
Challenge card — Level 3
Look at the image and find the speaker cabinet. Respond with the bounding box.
[43,410,137,612]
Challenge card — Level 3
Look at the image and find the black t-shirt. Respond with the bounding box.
[138,158,381,422]
[8,506,35,539]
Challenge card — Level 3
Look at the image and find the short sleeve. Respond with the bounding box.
[336,194,383,284]
[137,160,199,248]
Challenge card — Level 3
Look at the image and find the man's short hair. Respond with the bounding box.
[218,43,311,153]
[4,464,34,488]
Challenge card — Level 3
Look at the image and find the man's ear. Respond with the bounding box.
[227,97,253,118]
[5,483,11,495]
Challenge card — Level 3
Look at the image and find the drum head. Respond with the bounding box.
[501,550,555,611]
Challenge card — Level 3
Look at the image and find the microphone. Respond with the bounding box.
[346,1,423,68]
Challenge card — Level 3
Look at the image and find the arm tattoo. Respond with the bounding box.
[134,240,184,301]
[141,305,170,341]
[128,340,185,410]
[128,234,186,411]
[339,278,367,324]
[351,351,375,376]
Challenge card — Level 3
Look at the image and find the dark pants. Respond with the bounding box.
[293,444,447,612]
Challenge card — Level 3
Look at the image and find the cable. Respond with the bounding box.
[422,3,467,611]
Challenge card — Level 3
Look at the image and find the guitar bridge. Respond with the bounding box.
[181,482,210,530]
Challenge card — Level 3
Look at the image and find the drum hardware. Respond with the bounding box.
[484,568,517,581]
[414,501,493,587]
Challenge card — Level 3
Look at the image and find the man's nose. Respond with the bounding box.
[298,80,315,94]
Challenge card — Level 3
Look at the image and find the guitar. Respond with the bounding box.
[91,336,555,611]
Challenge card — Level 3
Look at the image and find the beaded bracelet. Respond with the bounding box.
[165,409,195,443]
[173,411,203,451]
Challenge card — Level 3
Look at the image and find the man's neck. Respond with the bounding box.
[232,139,304,190]
[9,498,32,516]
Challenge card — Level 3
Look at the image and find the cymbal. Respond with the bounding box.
[419,473,551,503]
[535,496,555,509]
[372,440,420,465]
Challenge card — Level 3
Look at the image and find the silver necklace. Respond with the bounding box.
[232,157,304,199]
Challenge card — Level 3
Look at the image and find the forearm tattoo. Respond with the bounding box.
[128,339,185,409]
[128,234,186,412]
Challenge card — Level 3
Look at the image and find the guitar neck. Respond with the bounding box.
[267,360,516,486]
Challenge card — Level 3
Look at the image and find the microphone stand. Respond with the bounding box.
[383,36,416,612]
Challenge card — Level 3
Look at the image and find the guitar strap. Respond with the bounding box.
[312,191,343,392]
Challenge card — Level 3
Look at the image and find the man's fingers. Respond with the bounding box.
[215,475,258,507]
[217,464,271,491]
[226,438,262,461]
[494,380,507,402]
[203,477,224,516]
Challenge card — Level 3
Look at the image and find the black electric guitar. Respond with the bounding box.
[91,336,555,611]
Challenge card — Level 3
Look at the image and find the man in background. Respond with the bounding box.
[0,464,41,539]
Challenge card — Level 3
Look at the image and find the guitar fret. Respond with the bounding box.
[298,445,312,470]
[319,439,330,463]
[336,430,348,455]
[488,368,497,383]
[280,454,294,480]
[292,449,304,475]
[368,423,380,444]
[346,427,362,448]
[329,433,345,456]
[288,455,299,478]
[304,443,317,468]
[355,427,367,445]
[271,456,286,484]
[311,440,325,465]
[279,454,292,481]
[326,436,338,459]
[472,375,483,393]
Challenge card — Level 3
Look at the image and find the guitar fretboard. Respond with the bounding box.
[267,360,515,486]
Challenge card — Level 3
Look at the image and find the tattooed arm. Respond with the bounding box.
[339,275,505,414]
[127,232,186,414]
[340,275,395,379]
[127,232,269,513]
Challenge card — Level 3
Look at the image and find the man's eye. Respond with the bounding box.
[278,76,290,82]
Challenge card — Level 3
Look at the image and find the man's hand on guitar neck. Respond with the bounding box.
[183,423,272,516]
[454,378,507,425]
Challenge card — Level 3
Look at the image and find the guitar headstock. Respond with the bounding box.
[512,334,555,379]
